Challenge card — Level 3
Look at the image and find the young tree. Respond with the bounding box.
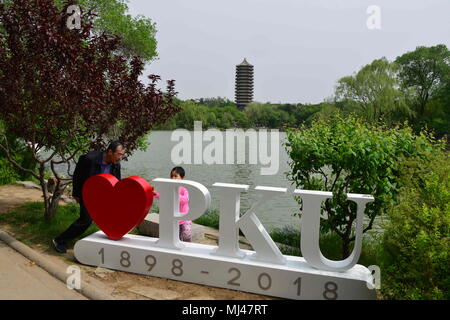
[0,0,179,220]
[285,115,439,258]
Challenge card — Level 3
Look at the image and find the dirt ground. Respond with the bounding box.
[0,183,276,300]
[0,184,45,214]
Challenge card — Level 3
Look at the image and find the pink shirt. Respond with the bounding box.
[153,187,190,225]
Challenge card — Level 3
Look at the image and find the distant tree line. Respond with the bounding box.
[153,97,330,131]
[156,44,449,139]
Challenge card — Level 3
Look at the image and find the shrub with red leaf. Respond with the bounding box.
[0,0,179,220]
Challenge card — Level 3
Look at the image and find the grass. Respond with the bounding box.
[152,205,221,230]
[269,224,381,267]
[191,209,246,236]
[0,201,139,248]
[193,209,220,229]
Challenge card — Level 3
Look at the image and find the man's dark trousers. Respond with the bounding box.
[54,151,121,245]
[55,198,92,244]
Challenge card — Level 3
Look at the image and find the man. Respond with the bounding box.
[52,141,125,253]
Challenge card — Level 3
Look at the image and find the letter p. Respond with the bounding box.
[153,178,211,249]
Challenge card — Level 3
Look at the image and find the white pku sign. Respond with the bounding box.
[74,178,377,300]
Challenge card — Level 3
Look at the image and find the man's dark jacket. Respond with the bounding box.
[72,151,121,199]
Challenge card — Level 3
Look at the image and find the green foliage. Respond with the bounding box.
[335,58,412,125]
[269,225,300,248]
[269,225,380,267]
[171,101,212,130]
[193,209,220,229]
[214,105,251,128]
[285,114,441,258]
[307,102,341,124]
[395,44,450,119]
[195,97,235,108]
[154,100,251,130]
[244,102,294,128]
[418,82,450,139]
[55,0,158,61]
[0,123,17,185]
[153,95,343,130]
[330,45,450,136]
[153,97,341,130]
[0,127,37,184]
[0,157,20,185]
[380,151,450,300]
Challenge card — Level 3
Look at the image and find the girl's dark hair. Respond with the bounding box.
[171,166,185,178]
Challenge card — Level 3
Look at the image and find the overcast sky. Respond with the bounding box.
[126,0,450,104]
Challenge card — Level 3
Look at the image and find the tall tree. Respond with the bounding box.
[0,0,179,220]
[335,58,411,125]
[0,0,159,184]
[53,0,158,62]
[395,44,450,119]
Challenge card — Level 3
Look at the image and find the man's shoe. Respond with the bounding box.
[52,238,67,254]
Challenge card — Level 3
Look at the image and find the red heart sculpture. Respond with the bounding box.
[82,174,154,240]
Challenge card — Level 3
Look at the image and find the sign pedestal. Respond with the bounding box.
[74,231,376,300]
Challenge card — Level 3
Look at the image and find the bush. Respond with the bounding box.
[270,224,380,267]
[0,157,20,185]
[285,114,440,259]
[380,151,450,300]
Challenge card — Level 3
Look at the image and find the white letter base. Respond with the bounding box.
[74,232,376,300]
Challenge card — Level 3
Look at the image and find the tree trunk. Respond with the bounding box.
[43,188,53,222]
[44,181,66,221]
[47,192,62,221]
[38,164,53,221]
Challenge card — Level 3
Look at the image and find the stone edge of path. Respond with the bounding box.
[0,230,114,300]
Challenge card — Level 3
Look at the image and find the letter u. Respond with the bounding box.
[294,190,374,272]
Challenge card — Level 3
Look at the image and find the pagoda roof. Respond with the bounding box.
[237,58,253,66]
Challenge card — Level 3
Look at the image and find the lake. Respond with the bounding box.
[46,129,383,235]
[121,130,300,232]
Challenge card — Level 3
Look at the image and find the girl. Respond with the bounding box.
[153,167,191,242]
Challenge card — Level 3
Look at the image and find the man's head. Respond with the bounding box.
[104,141,125,164]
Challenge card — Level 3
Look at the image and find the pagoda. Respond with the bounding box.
[235,58,254,110]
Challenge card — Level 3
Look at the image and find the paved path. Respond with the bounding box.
[0,240,87,300]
